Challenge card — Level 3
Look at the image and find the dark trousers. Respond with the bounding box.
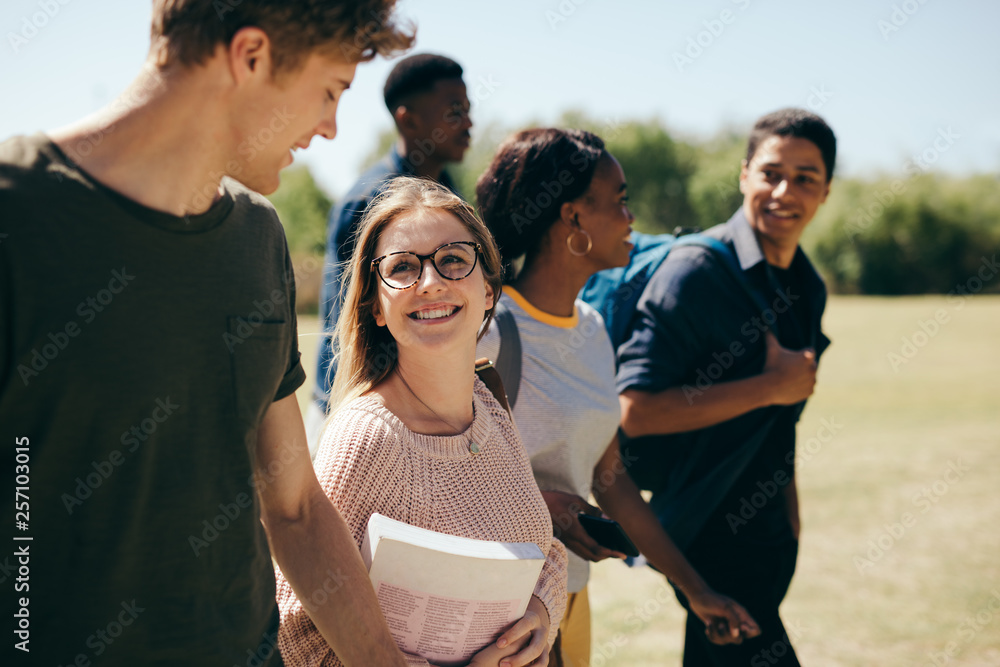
[675,539,800,666]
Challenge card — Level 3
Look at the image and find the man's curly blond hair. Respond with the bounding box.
[150,0,415,77]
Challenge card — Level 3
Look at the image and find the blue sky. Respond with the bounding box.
[2,0,998,197]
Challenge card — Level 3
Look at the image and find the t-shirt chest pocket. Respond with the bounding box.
[226,317,289,426]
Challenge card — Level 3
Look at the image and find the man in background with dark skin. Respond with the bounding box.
[0,2,416,664]
[308,53,473,451]
[616,109,836,665]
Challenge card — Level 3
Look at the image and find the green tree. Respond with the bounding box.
[810,174,1000,294]
[354,111,1000,295]
[450,120,516,203]
[267,166,333,256]
[554,111,696,234]
[686,130,745,231]
[267,166,334,313]
[359,128,397,173]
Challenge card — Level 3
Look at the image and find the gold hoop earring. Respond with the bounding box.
[567,229,593,257]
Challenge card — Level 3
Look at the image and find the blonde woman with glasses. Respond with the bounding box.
[274,176,567,667]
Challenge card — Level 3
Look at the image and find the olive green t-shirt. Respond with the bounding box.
[0,134,305,666]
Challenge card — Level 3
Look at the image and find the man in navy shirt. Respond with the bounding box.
[308,53,472,450]
[617,109,836,665]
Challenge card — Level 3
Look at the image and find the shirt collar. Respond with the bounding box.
[726,206,825,291]
[389,143,413,175]
[389,144,458,193]
[727,207,769,272]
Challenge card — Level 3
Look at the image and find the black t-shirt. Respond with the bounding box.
[0,134,305,665]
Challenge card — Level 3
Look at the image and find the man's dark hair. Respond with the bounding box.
[476,128,606,282]
[746,108,837,182]
[383,53,463,112]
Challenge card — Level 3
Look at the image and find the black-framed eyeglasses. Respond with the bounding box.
[372,241,482,290]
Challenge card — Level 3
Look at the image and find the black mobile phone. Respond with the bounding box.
[577,513,640,558]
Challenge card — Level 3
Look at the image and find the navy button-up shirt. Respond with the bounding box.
[616,208,830,551]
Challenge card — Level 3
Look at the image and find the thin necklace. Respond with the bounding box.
[395,369,480,455]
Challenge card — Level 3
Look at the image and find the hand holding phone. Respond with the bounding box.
[577,513,640,558]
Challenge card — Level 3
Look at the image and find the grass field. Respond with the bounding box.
[295,296,1000,666]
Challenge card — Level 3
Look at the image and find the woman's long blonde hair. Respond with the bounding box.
[328,176,503,413]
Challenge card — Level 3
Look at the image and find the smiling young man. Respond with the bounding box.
[615,109,836,665]
[309,53,473,452]
[0,2,415,665]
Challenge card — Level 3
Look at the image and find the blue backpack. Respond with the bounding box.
[578,230,783,551]
[579,231,766,350]
[486,233,783,550]
[491,231,765,406]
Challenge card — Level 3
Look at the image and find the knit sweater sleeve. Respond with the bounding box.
[275,406,432,667]
[535,536,569,648]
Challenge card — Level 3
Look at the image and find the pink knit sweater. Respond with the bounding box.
[275,377,568,667]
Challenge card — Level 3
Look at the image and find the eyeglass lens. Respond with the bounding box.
[379,242,477,288]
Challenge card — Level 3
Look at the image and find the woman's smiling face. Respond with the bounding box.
[372,208,493,357]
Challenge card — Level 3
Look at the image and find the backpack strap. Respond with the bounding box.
[474,359,511,416]
[489,299,522,408]
[618,234,785,548]
[672,235,778,336]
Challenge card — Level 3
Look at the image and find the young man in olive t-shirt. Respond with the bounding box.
[0,2,415,665]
